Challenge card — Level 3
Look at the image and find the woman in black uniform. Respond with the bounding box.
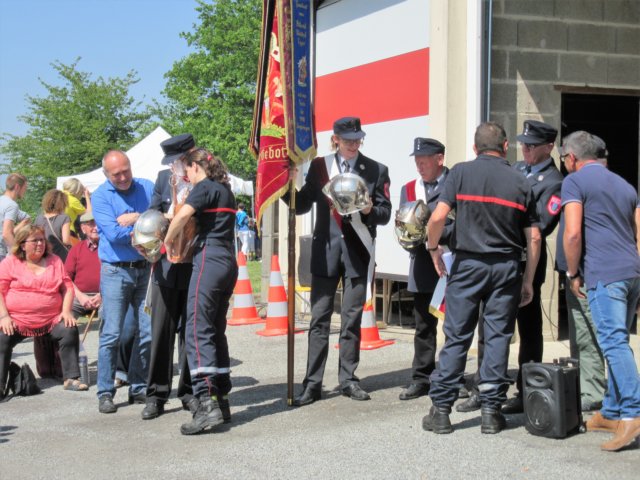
[163,148,238,435]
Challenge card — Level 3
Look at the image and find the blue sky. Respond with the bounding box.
[0,0,200,138]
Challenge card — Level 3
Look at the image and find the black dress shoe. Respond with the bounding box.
[399,383,429,400]
[128,393,146,405]
[341,384,370,401]
[481,407,507,434]
[293,388,321,407]
[141,401,165,420]
[501,395,524,414]
[458,386,471,399]
[422,405,453,434]
[456,393,481,412]
[98,395,117,414]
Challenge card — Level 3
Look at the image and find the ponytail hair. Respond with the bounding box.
[183,148,230,185]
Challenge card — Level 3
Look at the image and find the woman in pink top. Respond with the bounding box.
[0,225,87,396]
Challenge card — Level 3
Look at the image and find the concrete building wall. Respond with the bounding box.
[490,0,640,338]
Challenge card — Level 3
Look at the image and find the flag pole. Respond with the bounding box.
[287,165,296,406]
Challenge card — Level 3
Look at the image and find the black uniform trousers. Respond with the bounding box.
[513,272,543,393]
[185,242,237,398]
[429,254,521,409]
[146,282,192,404]
[411,292,438,385]
[302,273,367,392]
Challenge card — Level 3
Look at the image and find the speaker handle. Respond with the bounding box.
[555,357,580,368]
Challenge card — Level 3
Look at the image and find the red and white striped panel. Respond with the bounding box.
[314,0,431,277]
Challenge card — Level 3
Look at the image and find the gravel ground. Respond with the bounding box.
[1,317,638,479]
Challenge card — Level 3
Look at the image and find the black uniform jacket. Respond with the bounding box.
[513,158,563,284]
[287,153,392,279]
[399,168,453,293]
[149,169,193,290]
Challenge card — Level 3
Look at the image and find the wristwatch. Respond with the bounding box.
[566,272,581,281]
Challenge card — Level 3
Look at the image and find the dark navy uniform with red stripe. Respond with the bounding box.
[429,153,538,409]
[184,178,238,398]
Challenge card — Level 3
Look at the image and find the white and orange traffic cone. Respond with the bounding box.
[229,252,263,326]
[359,300,394,350]
[256,255,302,337]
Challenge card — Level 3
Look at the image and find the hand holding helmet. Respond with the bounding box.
[131,210,169,263]
[322,173,371,216]
[394,200,431,251]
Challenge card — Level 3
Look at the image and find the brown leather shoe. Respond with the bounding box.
[601,417,640,452]
[586,411,619,433]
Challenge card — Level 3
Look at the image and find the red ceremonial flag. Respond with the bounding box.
[251,2,289,228]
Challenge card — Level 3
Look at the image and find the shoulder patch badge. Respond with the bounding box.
[547,195,561,216]
[384,182,390,199]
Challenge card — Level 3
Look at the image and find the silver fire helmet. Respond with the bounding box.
[394,200,431,251]
[132,210,169,263]
[322,173,371,216]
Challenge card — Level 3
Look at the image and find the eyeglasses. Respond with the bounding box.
[23,238,45,244]
[560,152,572,163]
[522,143,545,150]
[338,138,362,147]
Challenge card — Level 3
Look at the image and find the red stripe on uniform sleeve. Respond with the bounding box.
[456,194,526,212]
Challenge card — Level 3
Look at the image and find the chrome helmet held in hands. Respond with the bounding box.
[131,210,169,263]
[394,200,431,251]
[322,172,370,216]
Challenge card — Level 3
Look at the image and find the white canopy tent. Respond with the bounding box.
[56,126,254,196]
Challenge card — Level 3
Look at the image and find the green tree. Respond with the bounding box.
[160,0,261,181]
[0,59,153,215]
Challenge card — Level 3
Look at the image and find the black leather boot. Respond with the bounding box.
[180,395,224,435]
[481,406,507,434]
[422,405,453,434]
[217,395,231,423]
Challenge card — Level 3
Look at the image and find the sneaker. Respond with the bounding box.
[98,395,117,414]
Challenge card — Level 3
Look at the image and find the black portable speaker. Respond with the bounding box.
[522,358,583,439]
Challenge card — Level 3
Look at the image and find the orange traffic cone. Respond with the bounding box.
[256,255,302,337]
[359,301,394,350]
[229,252,263,326]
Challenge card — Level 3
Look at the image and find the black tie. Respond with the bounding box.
[524,165,532,176]
[342,161,350,174]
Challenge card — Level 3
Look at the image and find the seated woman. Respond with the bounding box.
[0,224,87,395]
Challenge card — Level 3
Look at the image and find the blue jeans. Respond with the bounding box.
[97,264,151,398]
[587,278,640,419]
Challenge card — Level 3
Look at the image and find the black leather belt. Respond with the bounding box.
[109,260,147,269]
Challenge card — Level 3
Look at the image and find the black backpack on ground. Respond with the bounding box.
[1,362,41,401]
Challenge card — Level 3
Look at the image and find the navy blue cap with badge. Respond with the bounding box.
[410,137,445,156]
[516,120,557,145]
[333,117,366,140]
[160,133,195,165]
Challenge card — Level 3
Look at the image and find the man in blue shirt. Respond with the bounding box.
[92,150,154,414]
[562,130,640,451]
